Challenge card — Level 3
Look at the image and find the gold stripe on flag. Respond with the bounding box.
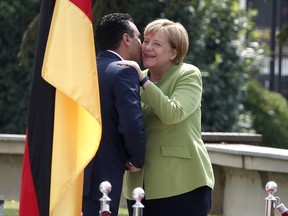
[41,0,101,215]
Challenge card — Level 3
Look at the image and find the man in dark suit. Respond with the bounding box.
[82,13,146,216]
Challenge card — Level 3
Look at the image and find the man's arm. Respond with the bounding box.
[113,65,146,168]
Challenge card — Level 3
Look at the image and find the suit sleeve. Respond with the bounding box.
[113,66,146,168]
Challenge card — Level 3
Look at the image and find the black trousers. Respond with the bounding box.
[126,186,212,216]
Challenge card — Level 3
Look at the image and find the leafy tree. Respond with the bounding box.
[4,0,268,137]
[0,0,39,133]
[193,0,262,132]
[244,80,288,148]
[278,25,288,43]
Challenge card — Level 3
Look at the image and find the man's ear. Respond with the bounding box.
[122,33,131,46]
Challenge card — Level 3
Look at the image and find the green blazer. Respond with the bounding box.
[123,63,215,200]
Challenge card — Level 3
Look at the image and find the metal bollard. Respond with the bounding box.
[132,187,145,216]
[99,181,112,216]
[277,203,288,216]
[265,181,278,216]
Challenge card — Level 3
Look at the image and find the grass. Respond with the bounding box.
[3,200,19,216]
[2,200,129,216]
[3,201,219,216]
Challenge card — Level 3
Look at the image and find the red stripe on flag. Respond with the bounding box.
[19,1,56,214]
[69,0,92,21]
[19,131,40,216]
[20,0,100,214]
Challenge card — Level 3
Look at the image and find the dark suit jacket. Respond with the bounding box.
[83,51,146,213]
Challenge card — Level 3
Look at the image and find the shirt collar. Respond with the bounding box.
[107,50,123,60]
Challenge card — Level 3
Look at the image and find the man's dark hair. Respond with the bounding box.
[95,13,135,52]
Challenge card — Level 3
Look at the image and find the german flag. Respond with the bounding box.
[19,0,101,215]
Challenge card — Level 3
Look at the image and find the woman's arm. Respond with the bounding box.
[117,60,151,89]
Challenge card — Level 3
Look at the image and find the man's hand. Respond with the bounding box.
[125,161,142,172]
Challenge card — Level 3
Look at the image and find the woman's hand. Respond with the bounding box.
[117,60,145,81]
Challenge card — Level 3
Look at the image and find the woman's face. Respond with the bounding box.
[141,30,176,74]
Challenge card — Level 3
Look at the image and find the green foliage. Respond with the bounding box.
[3,0,281,140]
[277,25,288,44]
[187,0,262,132]
[0,0,39,133]
[243,80,288,148]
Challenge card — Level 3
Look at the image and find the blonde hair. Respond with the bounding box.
[144,19,189,64]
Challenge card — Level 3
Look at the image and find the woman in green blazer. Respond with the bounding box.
[121,18,215,216]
